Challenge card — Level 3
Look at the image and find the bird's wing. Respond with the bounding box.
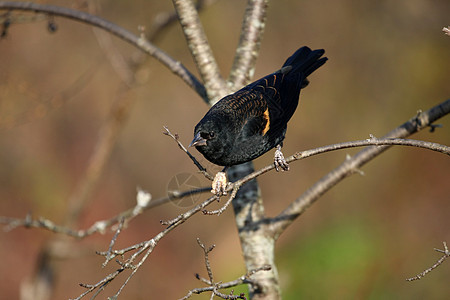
[246,72,290,138]
[217,89,271,139]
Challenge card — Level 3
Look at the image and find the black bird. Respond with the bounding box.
[190,46,327,193]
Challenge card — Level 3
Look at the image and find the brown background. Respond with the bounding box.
[1,0,449,299]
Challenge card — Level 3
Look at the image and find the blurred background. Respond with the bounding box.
[1,0,449,299]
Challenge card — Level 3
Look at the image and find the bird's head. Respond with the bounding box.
[189,116,233,165]
[189,127,214,148]
[189,119,220,148]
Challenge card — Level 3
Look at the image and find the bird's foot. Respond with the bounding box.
[274,145,289,171]
[211,171,228,196]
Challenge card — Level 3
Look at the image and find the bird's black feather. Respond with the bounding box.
[191,46,327,167]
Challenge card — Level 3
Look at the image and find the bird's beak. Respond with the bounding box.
[189,132,207,147]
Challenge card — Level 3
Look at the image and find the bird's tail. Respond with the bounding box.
[281,46,327,89]
[277,46,327,121]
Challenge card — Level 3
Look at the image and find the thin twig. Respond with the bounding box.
[202,186,240,216]
[181,264,271,299]
[1,186,211,237]
[213,287,246,300]
[112,245,154,298]
[406,242,450,281]
[0,213,105,238]
[163,126,214,180]
[102,217,126,267]
[73,269,123,300]
[197,238,216,284]
[160,195,218,227]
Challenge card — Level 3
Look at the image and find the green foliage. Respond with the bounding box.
[279,219,382,299]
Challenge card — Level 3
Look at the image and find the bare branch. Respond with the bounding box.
[172,0,228,103]
[163,126,214,180]
[271,99,450,238]
[1,186,211,237]
[102,217,126,267]
[407,242,450,281]
[0,1,207,99]
[228,0,268,90]
[291,137,450,159]
[197,238,216,284]
[181,242,271,300]
[74,269,123,300]
[111,244,155,299]
[160,194,218,227]
[202,186,240,216]
[213,288,247,300]
[73,195,219,299]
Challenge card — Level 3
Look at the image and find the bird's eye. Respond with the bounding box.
[209,131,215,138]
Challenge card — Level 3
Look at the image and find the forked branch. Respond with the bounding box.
[181,238,271,299]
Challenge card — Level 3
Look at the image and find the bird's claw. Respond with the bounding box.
[211,171,228,196]
[274,146,289,171]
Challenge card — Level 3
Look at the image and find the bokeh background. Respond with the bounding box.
[1,0,449,299]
